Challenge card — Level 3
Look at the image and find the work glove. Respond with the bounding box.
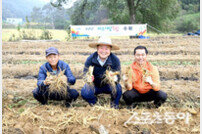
[145,76,154,85]
[122,74,128,81]
[108,71,118,82]
[113,75,118,82]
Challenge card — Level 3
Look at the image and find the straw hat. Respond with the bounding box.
[89,36,120,50]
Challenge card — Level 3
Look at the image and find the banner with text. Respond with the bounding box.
[70,24,147,37]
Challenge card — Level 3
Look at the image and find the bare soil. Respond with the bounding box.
[2,36,200,134]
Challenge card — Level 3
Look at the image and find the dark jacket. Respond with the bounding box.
[84,52,121,88]
[37,60,76,88]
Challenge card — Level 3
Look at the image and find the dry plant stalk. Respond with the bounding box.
[122,65,135,89]
[141,67,152,84]
[102,69,120,95]
[46,69,69,97]
[83,66,94,87]
[123,65,135,82]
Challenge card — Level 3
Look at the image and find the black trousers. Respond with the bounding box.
[123,89,167,107]
[32,87,79,105]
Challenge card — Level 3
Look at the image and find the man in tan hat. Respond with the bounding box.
[81,36,122,109]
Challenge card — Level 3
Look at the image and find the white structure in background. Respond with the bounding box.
[6,18,23,25]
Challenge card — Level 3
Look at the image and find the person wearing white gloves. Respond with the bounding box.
[123,46,167,108]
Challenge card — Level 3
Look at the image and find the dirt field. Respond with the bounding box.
[2,36,200,134]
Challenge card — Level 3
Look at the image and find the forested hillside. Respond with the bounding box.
[2,0,46,20]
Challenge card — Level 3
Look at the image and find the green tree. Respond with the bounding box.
[30,3,70,29]
[68,0,110,25]
[101,0,130,24]
[30,7,44,23]
[180,0,200,13]
[52,0,180,31]
[102,0,180,31]
[139,0,180,31]
[25,16,30,28]
[103,0,145,24]
[68,0,88,24]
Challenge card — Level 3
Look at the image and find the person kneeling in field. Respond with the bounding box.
[81,36,122,109]
[32,47,79,107]
[122,46,167,108]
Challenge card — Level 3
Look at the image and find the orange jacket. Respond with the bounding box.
[129,61,160,94]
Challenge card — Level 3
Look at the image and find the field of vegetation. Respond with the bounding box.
[2,35,200,133]
[2,29,68,42]
[2,28,185,42]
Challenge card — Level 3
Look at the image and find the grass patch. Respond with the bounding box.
[121,61,199,66]
[147,32,183,37]
[8,100,27,108]
[21,60,46,64]
[2,60,46,64]
[122,61,133,65]
[2,29,19,41]
[2,29,68,41]
[4,59,199,66]
[174,12,200,32]
[3,28,187,41]
[151,61,199,66]
[18,108,25,113]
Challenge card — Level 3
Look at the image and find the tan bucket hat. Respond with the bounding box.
[89,36,120,50]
